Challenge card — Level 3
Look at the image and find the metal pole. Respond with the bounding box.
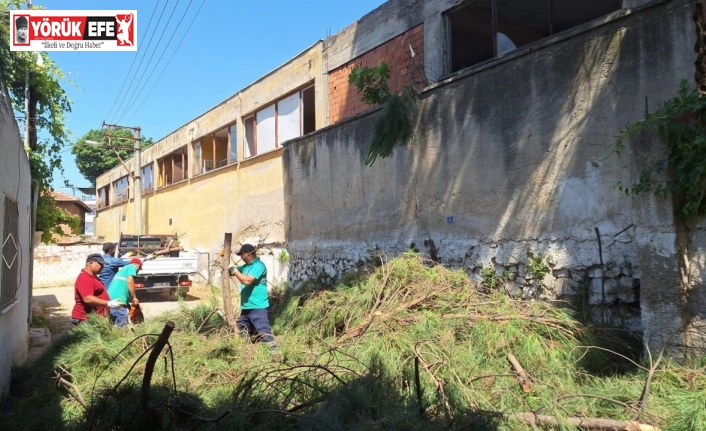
[134,127,142,235]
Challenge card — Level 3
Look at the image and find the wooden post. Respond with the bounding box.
[221,233,236,327]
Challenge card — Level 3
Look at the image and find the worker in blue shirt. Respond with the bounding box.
[98,242,128,288]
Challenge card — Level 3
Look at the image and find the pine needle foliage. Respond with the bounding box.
[3,254,706,430]
[349,62,420,166]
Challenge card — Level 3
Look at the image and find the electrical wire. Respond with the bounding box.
[123,0,207,124]
[113,0,183,124]
[104,0,163,121]
[121,0,206,121]
[108,0,173,124]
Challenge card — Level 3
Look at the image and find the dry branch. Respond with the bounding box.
[507,352,532,393]
[336,289,443,343]
[152,247,184,257]
[142,321,175,414]
[632,348,664,421]
[53,368,87,409]
[511,413,659,430]
[442,313,575,337]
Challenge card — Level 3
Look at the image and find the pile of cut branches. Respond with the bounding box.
[3,253,705,430]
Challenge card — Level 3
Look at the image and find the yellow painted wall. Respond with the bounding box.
[95,42,322,252]
[95,149,283,251]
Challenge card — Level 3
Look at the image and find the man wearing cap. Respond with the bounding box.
[107,258,143,327]
[71,253,122,325]
[15,16,28,44]
[98,242,128,288]
[229,244,277,352]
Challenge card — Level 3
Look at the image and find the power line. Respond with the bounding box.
[114,1,182,124]
[122,0,204,124]
[109,0,173,124]
[104,0,162,121]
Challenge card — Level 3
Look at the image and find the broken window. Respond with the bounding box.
[142,163,154,192]
[447,0,621,73]
[242,84,316,159]
[157,148,188,188]
[98,186,110,208]
[193,126,231,176]
[114,175,129,204]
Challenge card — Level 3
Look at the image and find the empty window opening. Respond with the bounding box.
[158,148,188,188]
[194,127,231,174]
[447,0,621,73]
[302,85,316,134]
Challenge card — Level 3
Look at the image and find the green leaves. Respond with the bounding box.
[349,62,420,166]
[614,79,706,217]
[348,62,392,106]
[72,129,154,186]
[2,1,77,241]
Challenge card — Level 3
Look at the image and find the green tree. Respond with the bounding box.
[1,1,78,242]
[72,129,154,187]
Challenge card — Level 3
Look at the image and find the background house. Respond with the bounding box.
[50,190,92,239]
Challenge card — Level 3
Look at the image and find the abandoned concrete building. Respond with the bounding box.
[95,0,705,356]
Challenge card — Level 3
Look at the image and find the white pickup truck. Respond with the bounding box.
[117,234,198,297]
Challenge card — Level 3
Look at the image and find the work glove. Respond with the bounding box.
[107,300,122,309]
[144,253,154,261]
[228,265,236,276]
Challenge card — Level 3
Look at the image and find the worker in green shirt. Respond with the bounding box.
[230,244,277,352]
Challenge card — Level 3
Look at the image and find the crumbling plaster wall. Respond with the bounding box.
[0,79,31,400]
[284,0,697,343]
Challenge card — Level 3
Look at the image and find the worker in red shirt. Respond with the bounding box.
[71,253,122,325]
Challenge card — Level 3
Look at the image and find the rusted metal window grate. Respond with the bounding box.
[1,195,20,309]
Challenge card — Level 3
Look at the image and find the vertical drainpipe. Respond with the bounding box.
[28,179,38,324]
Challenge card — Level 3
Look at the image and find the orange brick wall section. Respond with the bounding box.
[328,24,425,124]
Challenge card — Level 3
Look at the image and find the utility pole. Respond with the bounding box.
[102,122,143,235]
[133,127,142,235]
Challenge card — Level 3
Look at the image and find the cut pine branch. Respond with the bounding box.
[511,413,660,430]
[507,352,532,393]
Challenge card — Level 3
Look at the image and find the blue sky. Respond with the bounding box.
[35,0,387,193]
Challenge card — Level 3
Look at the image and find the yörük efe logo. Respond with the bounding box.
[10,10,137,52]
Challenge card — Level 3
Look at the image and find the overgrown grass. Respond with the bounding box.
[2,253,705,430]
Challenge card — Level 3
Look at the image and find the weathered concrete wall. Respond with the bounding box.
[284,1,696,341]
[0,80,32,399]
